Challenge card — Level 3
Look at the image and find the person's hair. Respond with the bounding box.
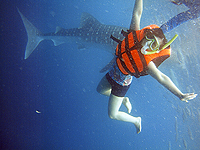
[144,28,168,49]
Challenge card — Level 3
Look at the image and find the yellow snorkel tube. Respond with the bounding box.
[160,34,178,50]
[141,34,178,55]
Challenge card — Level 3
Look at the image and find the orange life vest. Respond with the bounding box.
[113,24,171,78]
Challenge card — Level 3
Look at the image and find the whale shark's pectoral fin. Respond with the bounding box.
[18,8,43,59]
[51,38,66,46]
[100,56,116,73]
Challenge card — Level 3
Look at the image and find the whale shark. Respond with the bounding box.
[18,9,128,59]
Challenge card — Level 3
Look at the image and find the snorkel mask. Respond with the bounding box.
[141,34,178,55]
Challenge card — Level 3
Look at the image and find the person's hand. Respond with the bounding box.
[171,0,182,5]
[180,93,197,102]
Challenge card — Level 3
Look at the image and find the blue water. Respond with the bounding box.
[1,0,200,149]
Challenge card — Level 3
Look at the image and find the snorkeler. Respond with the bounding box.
[160,0,200,33]
[97,0,197,134]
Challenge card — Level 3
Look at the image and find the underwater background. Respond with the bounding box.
[1,0,200,149]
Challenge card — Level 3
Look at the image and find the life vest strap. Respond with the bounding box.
[124,31,140,78]
[117,57,137,76]
[110,35,122,44]
[121,29,129,36]
[111,30,148,78]
[130,31,148,76]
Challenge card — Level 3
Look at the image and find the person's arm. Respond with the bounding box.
[129,0,143,31]
[147,61,197,102]
[160,0,200,33]
[160,9,199,33]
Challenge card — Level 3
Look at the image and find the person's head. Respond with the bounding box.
[140,28,168,55]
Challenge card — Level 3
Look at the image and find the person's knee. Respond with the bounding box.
[108,111,117,120]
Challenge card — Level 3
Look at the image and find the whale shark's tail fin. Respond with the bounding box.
[18,9,43,59]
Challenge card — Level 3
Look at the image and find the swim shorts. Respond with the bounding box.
[106,73,131,97]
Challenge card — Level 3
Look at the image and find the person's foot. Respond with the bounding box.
[181,93,197,102]
[135,117,142,134]
[122,97,132,113]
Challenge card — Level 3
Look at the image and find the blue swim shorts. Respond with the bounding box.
[106,73,131,97]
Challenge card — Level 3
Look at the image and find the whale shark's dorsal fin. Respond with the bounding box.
[79,12,101,29]
[55,26,63,34]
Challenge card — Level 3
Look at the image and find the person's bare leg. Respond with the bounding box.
[108,94,141,134]
[97,75,111,96]
[123,97,132,113]
[97,76,134,112]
